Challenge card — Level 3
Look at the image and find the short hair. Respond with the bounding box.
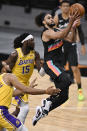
[0,61,3,73]
[60,0,70,6]
[35,13,47,27]
[14,33,30,49]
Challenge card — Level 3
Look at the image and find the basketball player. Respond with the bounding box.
[53,0,86,101]
[0,61,60,131]
[3,33,46,125]
[32,11,80,125]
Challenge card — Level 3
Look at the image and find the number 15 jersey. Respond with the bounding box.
[12,48,35,86]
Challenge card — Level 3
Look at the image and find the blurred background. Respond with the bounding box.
[0,0,87,66]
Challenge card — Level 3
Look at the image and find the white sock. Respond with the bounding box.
[17,102,29,124]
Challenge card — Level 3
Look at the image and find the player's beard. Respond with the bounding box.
[7,70,12,73]
[48,23,55,28]
[29,46,34,50]
[27,46,34,52]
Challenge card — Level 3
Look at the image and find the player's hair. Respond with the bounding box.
[0,61,3,73]
[35,13,47,27]
[14,33,30,49]
[60,0,70,6]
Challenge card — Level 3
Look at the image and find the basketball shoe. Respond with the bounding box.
[32,99,52,126]
[78,89,85,101]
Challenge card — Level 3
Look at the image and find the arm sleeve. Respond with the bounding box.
[77,24,85,45]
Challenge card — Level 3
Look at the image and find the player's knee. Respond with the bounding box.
[59,72,73,87]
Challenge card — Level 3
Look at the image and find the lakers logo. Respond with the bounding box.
[16,120,20,126]
[18,58,34,65]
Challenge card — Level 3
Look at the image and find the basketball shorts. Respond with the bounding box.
[12,83,29,106]
[0,106,22,131]
[63,44,78,66]
[44,60,65,80]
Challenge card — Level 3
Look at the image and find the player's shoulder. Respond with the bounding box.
[43,28,53,35]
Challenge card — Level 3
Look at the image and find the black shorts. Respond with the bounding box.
[44,60,65,80]
[63,44,78,66]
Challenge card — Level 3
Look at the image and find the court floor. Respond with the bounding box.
[10,69,87,131]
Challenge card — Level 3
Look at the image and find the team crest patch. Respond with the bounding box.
[16,120,20,126]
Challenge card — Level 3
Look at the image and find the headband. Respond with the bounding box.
[21,34,34,43]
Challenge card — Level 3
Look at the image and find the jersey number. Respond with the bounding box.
[22,65,30,74]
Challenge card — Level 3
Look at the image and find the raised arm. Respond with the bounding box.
[5,50,18,70]
[43,12,80,41]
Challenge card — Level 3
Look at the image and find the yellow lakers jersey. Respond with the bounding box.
[0,73,13,108]
[12,48,35,86]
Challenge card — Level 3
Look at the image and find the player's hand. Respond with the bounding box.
[46,86,61,95]
[2,61,11,73]
[72,19,80,28]
[29,78,38,88]
[69,10,80,23]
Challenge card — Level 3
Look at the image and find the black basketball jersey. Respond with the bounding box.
[41,27,63,63]
[58,14,69,29]
[58,13,75,47]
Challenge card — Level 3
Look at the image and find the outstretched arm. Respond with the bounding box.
[7,74,60,96]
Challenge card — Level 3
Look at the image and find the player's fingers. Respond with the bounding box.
[32,77,37,83]
[49,86,54,88]
[55,88,61,93]
[73,10,78,16]
[32,84,38,88]
[31,77,37,85]
[74,10,80,18]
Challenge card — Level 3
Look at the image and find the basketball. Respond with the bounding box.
[70,3,85,17]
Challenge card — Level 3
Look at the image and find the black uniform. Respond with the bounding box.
[42,27,64,80]
[58,14,78,66]
[41,27,73,111]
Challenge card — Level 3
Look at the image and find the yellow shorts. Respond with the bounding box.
[12,83,29,106]
[12,94,29,106]
[0,106,22,131]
